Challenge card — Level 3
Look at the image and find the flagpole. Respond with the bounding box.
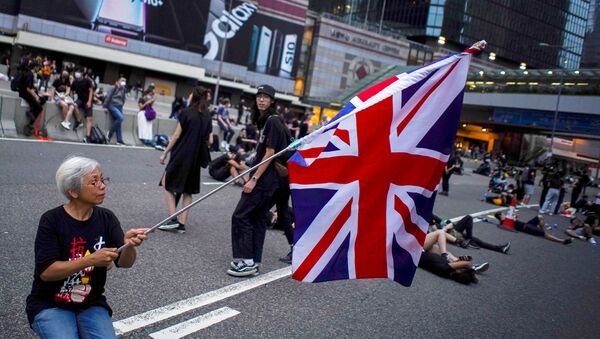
[117,139,304,253]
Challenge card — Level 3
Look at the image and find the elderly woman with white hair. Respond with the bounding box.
[26,156,147,338]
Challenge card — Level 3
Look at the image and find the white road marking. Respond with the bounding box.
[112,267,291,335]
[202,182,226,185]
[148,307,240,339]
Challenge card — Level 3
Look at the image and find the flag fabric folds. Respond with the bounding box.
[287,42,485,286]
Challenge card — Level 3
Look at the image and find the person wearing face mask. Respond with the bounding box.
[103,77,128,145]
[227,85,291,277]
[71,70,94,141]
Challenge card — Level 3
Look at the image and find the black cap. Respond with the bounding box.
[256,84,275,99]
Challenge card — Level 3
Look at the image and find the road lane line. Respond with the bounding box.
[148,307,240,339]
[113,267,291,335]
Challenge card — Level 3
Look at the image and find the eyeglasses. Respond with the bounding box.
[86,177,110,187]
[256,94,271,100]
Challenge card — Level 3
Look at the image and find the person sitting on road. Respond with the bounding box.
[424,230,489,273]
[494,212,572,245]
[26,156,148,338]
[565,217,597,244]
[431,214,510,254]
[208,151,248,185]
[483,184,515,206]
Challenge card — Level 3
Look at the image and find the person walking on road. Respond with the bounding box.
[158,86,213,234]
[440,151,459,196]
[103,76,128,145]
[228,85,289,277]
[26,156,147,338]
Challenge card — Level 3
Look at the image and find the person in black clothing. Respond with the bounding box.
[228,84,290,277]
[418,252,479,285]
[158,86,213,234]
[439,151,459,196]
[540,170,564,214]
[208,151,247,184]
[26,156,147,338]
[571,169,591,206]
[71,70,94,141]
[298,114,311,139]
[431,214,510,254]
[494,212,572,244]
[17,57,45,136]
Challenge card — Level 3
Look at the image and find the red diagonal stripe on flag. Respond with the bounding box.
[357,75,398,102]
[292,199,353,281]
[396,61,459,136]
[394,196,426,246]
[298,147,326,160]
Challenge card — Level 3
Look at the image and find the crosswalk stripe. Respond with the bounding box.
[113,267,291,335]
[148,307,240,339]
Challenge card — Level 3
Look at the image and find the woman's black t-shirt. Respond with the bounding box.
[25,206,125,326]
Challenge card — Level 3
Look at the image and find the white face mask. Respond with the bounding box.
[120,81,126,87]
[74,72,82,79]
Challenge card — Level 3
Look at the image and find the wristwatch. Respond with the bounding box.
[251,176,258,182]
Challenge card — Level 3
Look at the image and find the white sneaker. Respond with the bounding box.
[60,121,71,130]
[589,238,597,245]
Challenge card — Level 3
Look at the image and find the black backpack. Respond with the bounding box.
[88,125,107,144]
[10,73,21,92]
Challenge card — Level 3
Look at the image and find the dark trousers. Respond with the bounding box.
[20,92,43,126]
[571,186,583,206]
[453,215,473,239]
[231,187,274,262]
[540,185,549,207]
[454,215,503,252]
[270,179,294,245]
[554,188,566,214]
[441,173,451,193]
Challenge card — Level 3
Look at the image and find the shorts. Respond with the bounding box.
[571,228,586,237]
[521,223,545,237]
[75,99,93,118]
[524,184,534,195]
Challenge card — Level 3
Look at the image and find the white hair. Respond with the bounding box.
[55,156,101,200]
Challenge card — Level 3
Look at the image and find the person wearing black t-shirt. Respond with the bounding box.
[298,114,311,139]
[71,71,94,141]
[228,85,289,277]
[26,156,147,338]
[17,57,44,136]
[51,70,79,131]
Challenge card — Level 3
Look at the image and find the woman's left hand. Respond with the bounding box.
[124,228,149,247]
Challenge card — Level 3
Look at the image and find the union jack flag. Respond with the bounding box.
[288,42,485,286]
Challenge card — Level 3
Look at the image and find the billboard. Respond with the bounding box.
[16,0,304,78]
[204,0,304,78]
[0,0,20,15]
[18,0,211,54]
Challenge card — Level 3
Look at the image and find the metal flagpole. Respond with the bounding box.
[117,139,304,252]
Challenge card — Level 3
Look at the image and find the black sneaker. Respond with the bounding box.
[563,238,573,245]
[158,218,180,231]
[226,261,258,277]
[175,223,186,234]
[501,241,511,254]
[82,137,89,143]
[472,262,489,273]
[279,250,292,264]
[468,241,480,249]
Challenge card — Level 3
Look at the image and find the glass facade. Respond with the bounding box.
[310,0,592,69]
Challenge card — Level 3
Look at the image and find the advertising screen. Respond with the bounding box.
[18,0,211,54]
[0,0,20,15]
[16,0,304,78]
[204,0,304,78]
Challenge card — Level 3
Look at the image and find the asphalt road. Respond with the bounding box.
[1,138,599,338]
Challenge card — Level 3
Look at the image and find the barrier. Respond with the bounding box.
[0,96,18,137]
[3,94,245,147]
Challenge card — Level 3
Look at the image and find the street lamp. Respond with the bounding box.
[538,42,580,155]
[213,0,233,106]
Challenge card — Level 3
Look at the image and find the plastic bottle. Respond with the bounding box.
[552,224,558,235]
